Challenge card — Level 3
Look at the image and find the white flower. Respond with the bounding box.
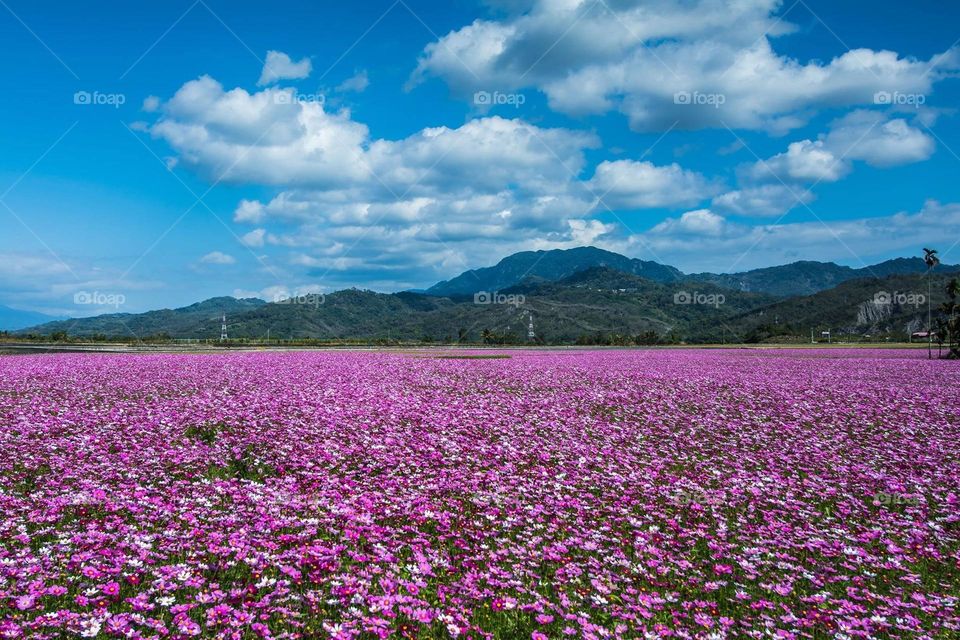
[79,619,102,638]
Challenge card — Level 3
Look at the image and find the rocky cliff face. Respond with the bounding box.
[856,300,893,327]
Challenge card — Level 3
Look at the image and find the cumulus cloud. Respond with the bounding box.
[149,72,726,287]
[258,50,312,86]
[751,139,851,183]
[152,76,371,187]
[712,184,814,218]
[241,229,267,247]
[142,95,160,112]
[634,201,960,272]
[145,65,952,290]
[588,160,721,209]
[650,209,728,237]
[411,0,958,132]
[826,110,936,168]
[336,70,369,93]
[199,251,236,265]
[746,110,935,185]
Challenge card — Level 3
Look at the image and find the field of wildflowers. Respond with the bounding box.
[0,349,958,639]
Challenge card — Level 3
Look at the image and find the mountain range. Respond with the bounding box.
[7,247,958,343]
[0,305,64,331]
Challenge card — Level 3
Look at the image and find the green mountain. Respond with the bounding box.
[428,247,957,298]
[688,257,953,297]
[709,273,955,343]
[426,246,684,296]
[14,248,959,345]
[22,297,265,338]
[16,269,776,343]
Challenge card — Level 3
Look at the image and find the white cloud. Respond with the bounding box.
[411,0,958,132]
[199,251,236,265]
[258,50,312,86]
[825,110,936,168]
[146,66,952,290]
[152,76,371,187]
[336,70,369,93]
[752,139,850,183]
[712,184,813,218]
[147,73,623,288]
[142,95,160,112]
[0,253,73,278]
[633,200,960,272]
[747,110,935,185]
[589,159,721,209]
[241,229,267,247]
[650,209,728,236]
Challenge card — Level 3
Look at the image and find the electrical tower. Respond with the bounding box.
[527,312,535,341]
[220,314,228,341]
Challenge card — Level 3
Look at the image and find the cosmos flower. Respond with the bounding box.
[0,349,957,638]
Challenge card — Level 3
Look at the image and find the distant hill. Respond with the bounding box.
[710,273,956,342]
[23,297,266,338]
[0,305,64,331]
[12,247,959,344]
[689,257,955,297]
[426,246,684,296]
[427,247,958,298]
[15,268,776,342]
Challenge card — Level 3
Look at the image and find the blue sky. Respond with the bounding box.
[1,0,959,316]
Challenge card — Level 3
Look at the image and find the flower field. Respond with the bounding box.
[1,349,958,639]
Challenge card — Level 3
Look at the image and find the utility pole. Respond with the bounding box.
[928,278,933,359]
[220,314,227,342]
[923,248,940,359]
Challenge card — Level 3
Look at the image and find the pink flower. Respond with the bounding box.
[694,612,714,628]
[14,595,35,611]
[536,614,554,624]
[532,633,549,640]
[102,582,120,596]
[411,608,433,624]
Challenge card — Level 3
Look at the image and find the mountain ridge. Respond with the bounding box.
[0,305,66,331]
[428,247,956,298]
